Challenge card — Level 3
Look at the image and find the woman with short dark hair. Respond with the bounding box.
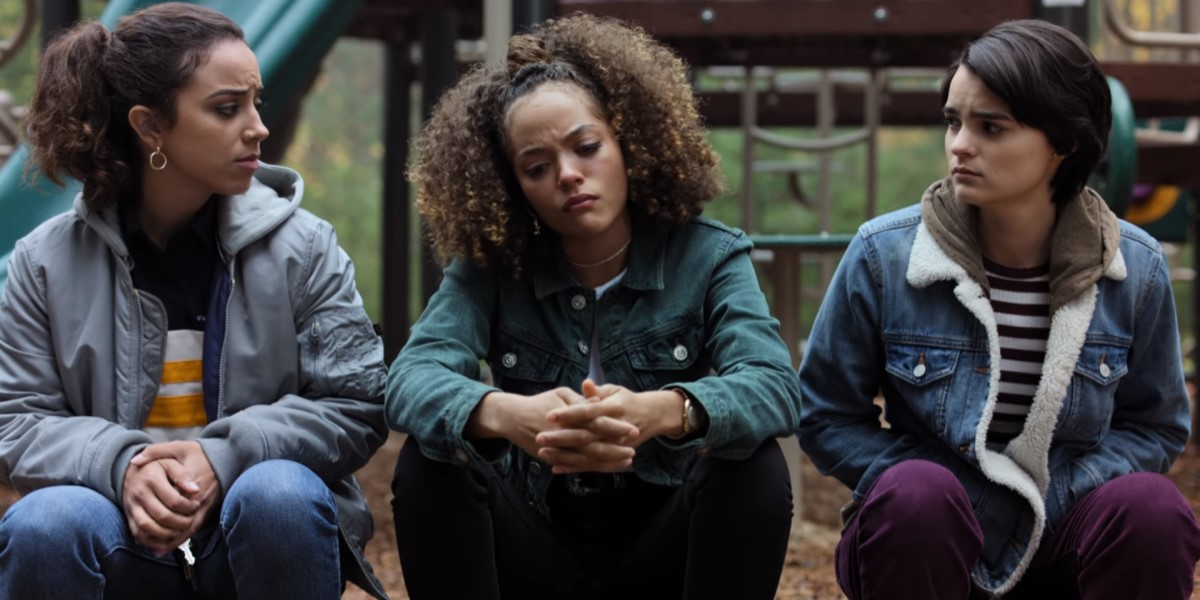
[798,19,1200,599]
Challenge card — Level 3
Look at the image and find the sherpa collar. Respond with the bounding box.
[919,177,1125,312]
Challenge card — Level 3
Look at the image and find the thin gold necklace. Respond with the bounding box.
[564,238,632,268]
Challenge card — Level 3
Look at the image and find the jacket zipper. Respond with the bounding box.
[338,524,388,599]
[132,288,147,427]
[131,264,195,586]
[216,268,235,418]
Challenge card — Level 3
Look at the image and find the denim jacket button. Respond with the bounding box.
[913,363,926,377]
[578,340,589,355]
[958,443,970,454]
[571,295,587,310]
[530,462,543,475]
[672,344,688,361]
[1099,363,1111,378]
[501,352,517,368]
[455,449,470,463]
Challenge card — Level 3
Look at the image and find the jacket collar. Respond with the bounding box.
[528,219,667,299]
[118,193,218,251]
[76,163,303,260]
[912,178,1126,311]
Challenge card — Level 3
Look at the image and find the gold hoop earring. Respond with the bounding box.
[526,207,542,236]
[149,146,168,171]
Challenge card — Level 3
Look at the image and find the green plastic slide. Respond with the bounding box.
[0,0,364,287]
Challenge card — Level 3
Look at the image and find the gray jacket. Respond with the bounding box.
[0,164,389,598]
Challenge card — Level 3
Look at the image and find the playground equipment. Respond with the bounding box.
[4,0,1189,348]
[0,0,34,166]
[2,0,1200,530]
[2,0,1198,375]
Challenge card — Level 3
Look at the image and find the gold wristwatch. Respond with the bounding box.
[672,389,706,438]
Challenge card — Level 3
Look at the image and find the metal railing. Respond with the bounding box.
[1105,0,1200,48]
[1102,0,1200,146]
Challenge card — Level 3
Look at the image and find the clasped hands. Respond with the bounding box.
[121,440,220,555]
[477,379,682,475]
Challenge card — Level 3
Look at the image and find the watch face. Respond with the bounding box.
[685,399,708,432]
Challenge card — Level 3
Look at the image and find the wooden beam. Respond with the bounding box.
[557,0,1031,37]
[699,89,943,128]
[666,36,965,68]
[1138,144,1200,189]
[1103,62,1200,118]
[699,61,1200,129]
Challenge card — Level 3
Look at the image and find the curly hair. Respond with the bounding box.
[410,13,723,277]
[24,3,243,213]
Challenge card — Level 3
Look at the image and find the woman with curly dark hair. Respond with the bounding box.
[386,13,801,600]
[0,3,388,598]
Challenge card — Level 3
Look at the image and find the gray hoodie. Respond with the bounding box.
[0,164,388,598]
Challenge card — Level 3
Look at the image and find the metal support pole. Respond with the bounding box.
[40,0,80,49]
[817,70,835,285]
[740,67,756,234]
[485,0,512,68]
[1036,2,1090,42]
[1192,197,1200,446]
[513,0,555,33]
[383,41,413,364]
[419,7,459,309]
[1181,0,1198,63]
[865,70,881,222]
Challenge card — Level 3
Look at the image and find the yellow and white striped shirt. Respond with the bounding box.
[145,329,207,442]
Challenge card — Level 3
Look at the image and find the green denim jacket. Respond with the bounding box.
[385,217,801,513]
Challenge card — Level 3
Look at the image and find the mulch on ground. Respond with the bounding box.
[4,434,1200,599]
[341,435,1200,600]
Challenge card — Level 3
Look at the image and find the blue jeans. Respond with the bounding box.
[0,460,342,599]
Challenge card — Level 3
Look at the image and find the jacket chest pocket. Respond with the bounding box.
[884,344,961,434]
[490,329,568,396]
[1058,343,1127,442]
[626,314,706,391]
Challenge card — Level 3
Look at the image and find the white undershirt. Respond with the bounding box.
[586,270,627,384]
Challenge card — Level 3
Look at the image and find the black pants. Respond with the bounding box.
[391,440,793,600]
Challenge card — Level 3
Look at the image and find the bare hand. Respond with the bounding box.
[478,387,585,458]
[126,441,220,551]
[548,381,680,450]
[122,456,201,555]
[536,380,645,474]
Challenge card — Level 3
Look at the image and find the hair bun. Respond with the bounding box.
[506,34,552,77]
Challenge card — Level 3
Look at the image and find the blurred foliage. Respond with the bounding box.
[281,39,386,321]
[0,0,106,102]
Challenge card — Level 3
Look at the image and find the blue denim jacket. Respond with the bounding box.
[386,217,801,514]
[798,199,1189,596]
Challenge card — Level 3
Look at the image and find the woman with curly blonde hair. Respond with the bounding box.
[386,13,801,600]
